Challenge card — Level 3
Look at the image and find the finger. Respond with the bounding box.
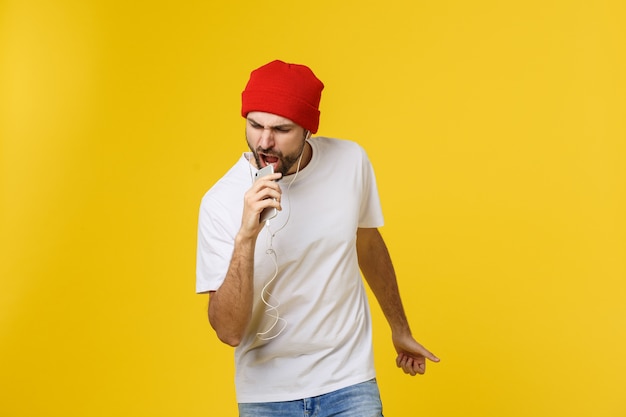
[397,353,428,376]
[400,355,416,376]
[397,354,409,374]
[413,360,426,375]
[251,190,282,215]
[396,352,409,368]
[403,357,415,376]
[255,173,283,188]
[255,185,282,202]
[415,345,440,363]
[266,172,282,182]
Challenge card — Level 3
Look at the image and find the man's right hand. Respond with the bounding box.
[240,172,282,237]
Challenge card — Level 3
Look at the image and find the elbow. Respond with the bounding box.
[217,332,242,347]
[207,292,248,347]
[208,314,244,347]
[211,320,243,346]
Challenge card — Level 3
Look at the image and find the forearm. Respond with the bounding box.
[357,228,412,337]
[208,233,257,346]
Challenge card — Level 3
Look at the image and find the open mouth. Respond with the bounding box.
[260,153,280,170]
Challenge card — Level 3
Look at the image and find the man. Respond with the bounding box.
[196,60,439,417]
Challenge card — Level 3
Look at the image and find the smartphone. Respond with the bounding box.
[254,165,278,223]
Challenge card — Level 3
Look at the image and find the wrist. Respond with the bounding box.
[390,323,412,338]
[235,230,258,246]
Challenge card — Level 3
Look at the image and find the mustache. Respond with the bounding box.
[256,147,283,158]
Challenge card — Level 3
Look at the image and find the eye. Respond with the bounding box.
[248,120,262,129]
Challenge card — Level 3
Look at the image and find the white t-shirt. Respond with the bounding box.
[196,137,384,403]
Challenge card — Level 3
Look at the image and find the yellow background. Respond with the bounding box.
[1,0,625,416]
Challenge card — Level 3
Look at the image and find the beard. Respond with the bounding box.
[248,142,305,178]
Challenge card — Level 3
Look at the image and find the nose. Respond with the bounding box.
[258,127,275,150]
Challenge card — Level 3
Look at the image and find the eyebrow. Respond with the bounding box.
[247,118,296,129]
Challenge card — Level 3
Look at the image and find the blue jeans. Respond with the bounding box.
[238,378,383,417]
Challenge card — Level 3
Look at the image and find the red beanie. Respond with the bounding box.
[241,60,324,133]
